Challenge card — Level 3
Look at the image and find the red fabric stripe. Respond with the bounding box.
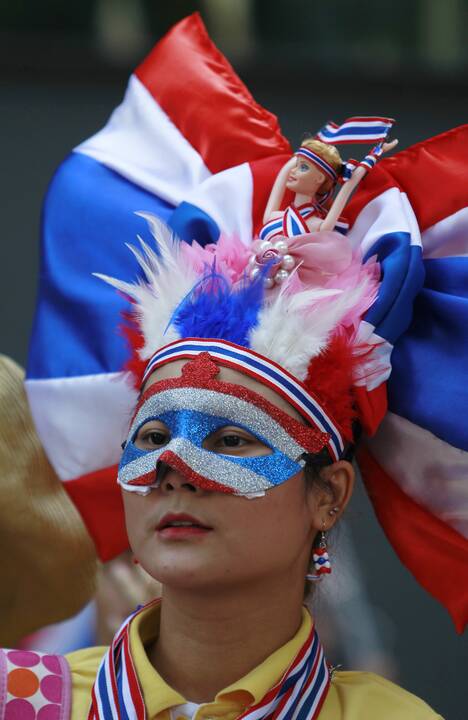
[88,686,98,720]
[135,13,290,174]
[358,445,468,633]
[64,465,128,561]
[250,154,291,235]
[108,648,122,720]
[347,124,468,231]
[352,383,388,436]
[122,632,146,715]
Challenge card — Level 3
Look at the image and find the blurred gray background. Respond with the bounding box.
[2,1,467,718]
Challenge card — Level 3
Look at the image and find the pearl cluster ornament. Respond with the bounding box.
[247,237,296,287]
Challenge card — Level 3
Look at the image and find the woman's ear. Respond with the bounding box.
[306,460,355,532]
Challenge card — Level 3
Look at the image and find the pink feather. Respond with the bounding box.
[180,234,251,284]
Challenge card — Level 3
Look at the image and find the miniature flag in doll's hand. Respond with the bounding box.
[23,12,468,632]
[316,116,395,144]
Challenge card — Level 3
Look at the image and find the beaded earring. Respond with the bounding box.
[306,528,332,581]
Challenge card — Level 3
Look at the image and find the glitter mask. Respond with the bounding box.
[118,353,330,497]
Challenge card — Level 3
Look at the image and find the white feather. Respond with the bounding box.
[249,276,374,381]
[94,213,198,359]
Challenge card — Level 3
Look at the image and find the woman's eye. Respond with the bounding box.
[146,431,167,445]
[220,434,246,448]
[205,427,272,457]
[300,163,310,171]
[134,424,170,449]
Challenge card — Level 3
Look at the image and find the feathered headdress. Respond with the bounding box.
[97,211,382,460]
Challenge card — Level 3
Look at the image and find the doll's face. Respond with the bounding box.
[286,157,326,196]
[122,360,354,595]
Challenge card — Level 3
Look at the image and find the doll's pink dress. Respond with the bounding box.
[258,202,353,287]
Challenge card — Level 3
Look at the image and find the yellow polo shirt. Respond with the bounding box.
[67,605,442,719]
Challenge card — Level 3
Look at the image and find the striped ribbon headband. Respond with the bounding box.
[89,600,330,720]
[295,148,338,183]
[143,338,344,460]
[316,116,395,145]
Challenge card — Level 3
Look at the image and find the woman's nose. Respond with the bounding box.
[157,460,199,493]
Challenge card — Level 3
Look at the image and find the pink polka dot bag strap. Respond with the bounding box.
[0,648,71,720]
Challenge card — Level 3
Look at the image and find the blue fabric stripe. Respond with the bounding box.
[26,153,220,380]
[389,256,468,451]
[294,661,326,720]
[363,234,425,344]
[169,201,220,245]
[260,220,282,239]
[97,661,114,720]
[152,343,341,448]
[116,659,131,720]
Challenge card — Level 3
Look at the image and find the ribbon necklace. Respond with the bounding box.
[88,600,330,720]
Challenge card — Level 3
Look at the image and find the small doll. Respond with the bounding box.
[249,132,398,288]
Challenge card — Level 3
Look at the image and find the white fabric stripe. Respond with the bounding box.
[348,187,421,255]
[120,645,137,718]
[76,74,211,207]
[26,373,137,480]
[120,437,275,493]
[421,206,468,259]
[366,411,468,539]
[103,653,120,720]
[178,162,254,246]
[130,387,305,457]
[145,341,343,456]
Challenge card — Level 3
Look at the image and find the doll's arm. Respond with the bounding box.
[263,156,296,223]
[320,139,398,232]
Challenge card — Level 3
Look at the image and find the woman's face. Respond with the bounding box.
[286,157,326,196]
[123,360,351,593]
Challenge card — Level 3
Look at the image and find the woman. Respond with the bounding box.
[50,217,441,719]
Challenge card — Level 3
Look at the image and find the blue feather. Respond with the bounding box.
[169,265,267,347]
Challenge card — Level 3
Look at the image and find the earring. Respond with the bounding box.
[328,506,339,517]
[306,528,332,581]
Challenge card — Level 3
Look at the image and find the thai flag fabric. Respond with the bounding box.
[24,13,468,631]
[25,13,291,560]
[346,125,468,633]
[317,116,394,145]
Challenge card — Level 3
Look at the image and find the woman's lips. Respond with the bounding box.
[156,512,212,540]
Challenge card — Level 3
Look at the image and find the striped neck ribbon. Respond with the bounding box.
[88,600,331,720]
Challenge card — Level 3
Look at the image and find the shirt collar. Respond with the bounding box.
[129,602,313,718]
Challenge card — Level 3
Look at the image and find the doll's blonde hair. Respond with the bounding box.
[300,139,343,193]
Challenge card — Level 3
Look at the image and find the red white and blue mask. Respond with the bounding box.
[118,352,331,497]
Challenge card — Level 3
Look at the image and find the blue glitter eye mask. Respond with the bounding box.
[118,385,322,497]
